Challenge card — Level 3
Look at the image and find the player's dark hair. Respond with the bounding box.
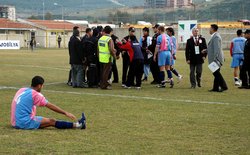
[86,28,92,33]
[158,26,165,32]
[103,26,113,34]
[237,29,243,36]
[166,27,175,36]
[143,27,149,33]
[211,24,218,31]
[31,76,44,87]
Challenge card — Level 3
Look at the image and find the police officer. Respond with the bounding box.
[98,26,116,90]
[122,27,138,87]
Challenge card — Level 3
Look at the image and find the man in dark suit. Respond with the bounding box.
[239,29,250,89]
[185,28,207,88]
[206,24,228,92]
[148,24,160,84]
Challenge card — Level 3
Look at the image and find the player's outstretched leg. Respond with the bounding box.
[39,113,86,129]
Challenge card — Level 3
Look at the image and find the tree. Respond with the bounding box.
[45,12,53,20]
[28,15,37,19]
[108,11,132,24]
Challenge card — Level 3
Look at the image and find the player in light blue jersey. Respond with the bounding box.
[153,26,174,88]
[230,29,246,86]
[166,27,183,83]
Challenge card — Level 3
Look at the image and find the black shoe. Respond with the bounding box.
[209,89,219,92]
[197,83,201,87]
[217,88,227,92]
[112,80,118,83]
[151,81,159,84]
[157,84,166,88]
[89,85,99,88]
[142,77,148,82]
[67,82,72,86]
[170,80,174,88]
[238,86,249,89]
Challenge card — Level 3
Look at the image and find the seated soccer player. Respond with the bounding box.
[11,76,86,130]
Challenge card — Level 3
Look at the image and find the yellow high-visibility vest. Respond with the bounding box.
[98,35,111,63]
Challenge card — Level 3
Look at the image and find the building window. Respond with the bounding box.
[0,30,5,34]
[15,30,24,34]
[51,32,56,35]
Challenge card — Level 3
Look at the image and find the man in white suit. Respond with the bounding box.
[207,24,228,92]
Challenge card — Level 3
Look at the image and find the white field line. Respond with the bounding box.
[2,64,69,71]
[1,86,249,107]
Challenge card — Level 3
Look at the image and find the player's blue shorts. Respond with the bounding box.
[14,116,43,130]
[158,51,171,67]
[231,53,244,68]
[171,59,175,66]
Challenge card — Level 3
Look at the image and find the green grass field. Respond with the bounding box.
[0,49,249,154]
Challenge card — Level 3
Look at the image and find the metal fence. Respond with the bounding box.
[0,28,245,49]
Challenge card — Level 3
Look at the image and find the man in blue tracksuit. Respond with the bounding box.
[122,36,144,89]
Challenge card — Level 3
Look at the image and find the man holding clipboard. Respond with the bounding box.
[205,24,228,92]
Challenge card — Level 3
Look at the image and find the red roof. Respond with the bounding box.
[28,20,84,31]
[0,18,33,29]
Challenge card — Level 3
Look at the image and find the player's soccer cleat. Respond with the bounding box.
[170,80,174,88]
[78,113,86,129]
[157,82,166,88]
[163,79,170,83]
[177,75,183,83]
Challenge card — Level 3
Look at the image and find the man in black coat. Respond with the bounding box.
[239,29,250,89]
[185,28,207,88]
[110,30,121,83]
[148,24,160,84]
[68,26,85,88]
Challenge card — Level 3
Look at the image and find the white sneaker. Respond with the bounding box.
[107,79,112,85]
[235,81,241,86]
[135,87,141,90]
[124,85,131,89]
[177,75,183,83]
[121,84,126,87]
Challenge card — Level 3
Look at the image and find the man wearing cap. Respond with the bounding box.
[122,27,138,87]
[239,29,250,89]
[148,24,161,84]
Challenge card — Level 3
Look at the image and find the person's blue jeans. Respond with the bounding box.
[143,64,150,78]
[71,64,84,88]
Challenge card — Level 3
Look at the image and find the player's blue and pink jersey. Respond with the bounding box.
[156,34,172,66]
[11,88,48,129]
[157,34,171,52]
[169,36,177,55]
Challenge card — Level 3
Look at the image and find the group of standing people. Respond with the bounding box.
[67,24,250,92]
[67,24,184,90]
[186,24,250,92]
